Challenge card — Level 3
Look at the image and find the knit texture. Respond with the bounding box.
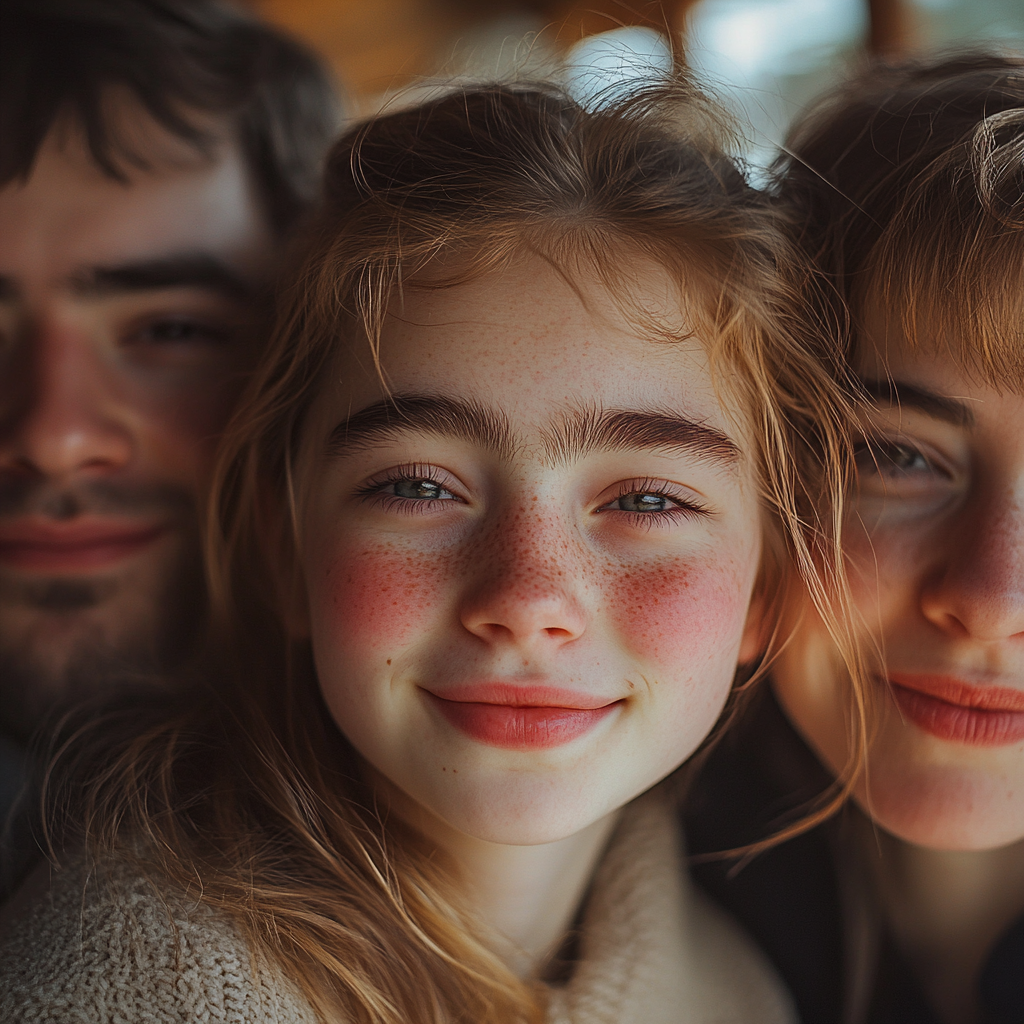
[0,789,794,1023]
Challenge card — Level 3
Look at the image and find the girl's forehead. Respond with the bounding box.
[327,256,748,445]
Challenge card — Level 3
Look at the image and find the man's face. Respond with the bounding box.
[0,113,272,733]
[774,301,1024,850]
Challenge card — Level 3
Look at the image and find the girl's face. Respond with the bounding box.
[298,255,764,846]
[774,301,1024,851]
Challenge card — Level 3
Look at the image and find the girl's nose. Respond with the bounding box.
[458,510,588,650]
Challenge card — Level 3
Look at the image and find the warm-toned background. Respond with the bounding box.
[244,0,1024,160]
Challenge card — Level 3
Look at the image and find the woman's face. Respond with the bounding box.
[774,301,1024,850]
[298,255,764,846]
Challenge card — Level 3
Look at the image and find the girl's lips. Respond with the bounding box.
[0,519,169,573]
[888,673,1024,747]
[423,684,623,749]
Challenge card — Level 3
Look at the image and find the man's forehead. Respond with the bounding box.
[0,125,272,293]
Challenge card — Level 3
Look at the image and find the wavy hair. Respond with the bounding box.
[47,78,859,1023]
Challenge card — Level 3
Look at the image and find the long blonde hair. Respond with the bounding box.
[48,78,858,1024]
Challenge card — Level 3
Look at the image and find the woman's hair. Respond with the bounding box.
[778,49,1024,387]
[771,50,1024,786]
[47,79,857,1023]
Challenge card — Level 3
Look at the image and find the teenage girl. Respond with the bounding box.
[0,80,853,1023]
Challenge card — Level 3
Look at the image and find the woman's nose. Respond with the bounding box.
[920,493,1024,642]
[458,509,588,650]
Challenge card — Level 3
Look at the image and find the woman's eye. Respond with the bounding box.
[607,492,679,513]
[390,478,455,501]
[855,440,934,478]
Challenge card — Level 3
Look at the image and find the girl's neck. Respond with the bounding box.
[367,766,620,977]
[862,825,1024,1024]
[437,812,621,976]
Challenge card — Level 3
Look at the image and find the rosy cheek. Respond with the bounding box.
[608,559,750,665]
[311,543,445,652]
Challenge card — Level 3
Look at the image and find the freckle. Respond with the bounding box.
[386,659,392,666]
[453,769,458,774]
[442,766,446,771]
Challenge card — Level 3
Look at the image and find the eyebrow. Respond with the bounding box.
[326,392,739,467]
[860,378,976,429]
[543,406,739,466]
[327,394,516,460]
[67,253,254,301]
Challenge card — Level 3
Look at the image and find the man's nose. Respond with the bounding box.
[920,491,1024,642]
[459,508,589,650]
[0,320,133,479]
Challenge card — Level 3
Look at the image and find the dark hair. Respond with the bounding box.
[777,50,1024,384]
[0,0,342,234]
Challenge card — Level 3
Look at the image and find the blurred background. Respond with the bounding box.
[243,0,1024,167]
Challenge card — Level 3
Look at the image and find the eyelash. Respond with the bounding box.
[356,464,462,515]
[356,468,711,527]
[600,478,711,530]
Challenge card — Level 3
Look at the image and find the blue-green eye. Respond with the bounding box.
[609,492,677,513]
[392,478,454,501]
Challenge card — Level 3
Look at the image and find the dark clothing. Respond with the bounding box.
[684,689,1024,1024]
[0,733,39,904]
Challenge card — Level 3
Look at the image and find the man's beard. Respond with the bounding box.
[0,477,204,738]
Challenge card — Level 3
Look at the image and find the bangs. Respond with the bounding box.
[862,142,1024,390]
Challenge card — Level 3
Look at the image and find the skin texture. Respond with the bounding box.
[0,108,273,733]
[297,256,764,966]
[772,302,1024,1024]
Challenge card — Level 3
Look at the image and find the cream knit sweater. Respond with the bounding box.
[0,789,794,1023]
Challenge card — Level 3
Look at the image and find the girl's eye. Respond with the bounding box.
[598,482,709,525]
[607,492,679,513]
[390,478,455,501]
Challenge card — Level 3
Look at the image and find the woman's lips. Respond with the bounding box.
[0,519,169,572]
[888,673,1024,747]
[424,684,622,749]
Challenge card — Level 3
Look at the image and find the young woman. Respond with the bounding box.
[687,52,1024,1024]
[0,80,853,1023]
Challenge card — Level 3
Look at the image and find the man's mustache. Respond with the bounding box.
[0,478,196,520]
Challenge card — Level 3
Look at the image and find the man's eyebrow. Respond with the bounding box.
[69,254,254,301]
[543,407,740,467]
[860,378,976,428]
[326,394,516,460]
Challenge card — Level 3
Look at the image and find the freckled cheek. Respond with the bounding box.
[607,559,752,666]
[306,544,448,653]
[843,520,923,614]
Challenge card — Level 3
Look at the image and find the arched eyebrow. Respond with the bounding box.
[326,393,739,468]
[860,378,976,429]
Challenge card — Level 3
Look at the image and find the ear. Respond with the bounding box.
[738,590,769,665]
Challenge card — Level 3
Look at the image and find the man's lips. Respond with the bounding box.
[0,519,169,572]
[888,673,1024,746]
[423,684,623,749]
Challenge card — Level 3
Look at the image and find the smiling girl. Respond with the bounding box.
[0,80,852,1023]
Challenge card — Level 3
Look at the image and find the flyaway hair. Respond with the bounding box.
[44,78,860,1023]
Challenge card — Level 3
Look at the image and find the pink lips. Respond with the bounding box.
[0,518,168,572]
[424,683,622,749]
[888,673,1024,747]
